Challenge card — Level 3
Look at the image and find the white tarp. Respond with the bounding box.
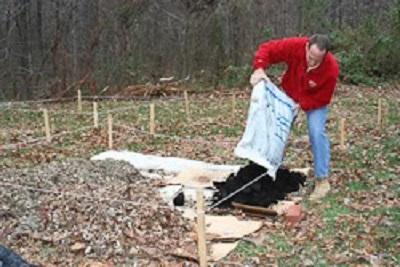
[167,167,231,188]
[91,150,241,174]
[234,80,297,179]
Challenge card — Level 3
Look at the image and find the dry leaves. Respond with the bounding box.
[0,159,196,266]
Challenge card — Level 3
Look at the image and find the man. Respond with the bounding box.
[249,34,339,201]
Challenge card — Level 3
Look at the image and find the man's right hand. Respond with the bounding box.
[250,68,269,86]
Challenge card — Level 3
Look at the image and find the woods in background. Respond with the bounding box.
[0,0,399,100]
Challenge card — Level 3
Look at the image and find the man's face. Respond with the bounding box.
[306,43,326,68]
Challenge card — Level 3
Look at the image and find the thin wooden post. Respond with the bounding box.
[149,103,155,135]
[42,108,51,142]
[232,94,236,114]
[108,113,113,149]
[385,101,389,128]
[93,102,99,128]
[196,189,207,267]
[77,89,82,113]
[184,90,190,120]
[339,118,346,150]
[377,98,382,130]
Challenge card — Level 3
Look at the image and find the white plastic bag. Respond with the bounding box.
[234,80,297,179]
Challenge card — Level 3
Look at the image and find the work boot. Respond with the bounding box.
[309,180,330,201]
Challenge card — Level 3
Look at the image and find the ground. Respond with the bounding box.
[0,83,399,266]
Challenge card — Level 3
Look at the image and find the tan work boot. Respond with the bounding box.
[309,180,330,201]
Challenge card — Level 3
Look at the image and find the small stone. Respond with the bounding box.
[70,242,86,251]
[303,258,314,266]
[85,246,92,254]
[129,247,139,255]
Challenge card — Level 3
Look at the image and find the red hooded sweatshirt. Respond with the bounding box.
[252,37,339,111]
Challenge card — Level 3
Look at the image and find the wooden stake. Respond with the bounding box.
[196,189,207,267]
[93,102,99,128]
[232,94,236,114]
[339,118,346,150]
[77,89,82,112]
[108,113,113,149]
[42,108,51,142]
[149,103,155,135]
[385,102,389,128]
[377,98,382,129]
[184,90,190,120]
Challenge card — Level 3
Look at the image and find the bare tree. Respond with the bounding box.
[0,0,396,100]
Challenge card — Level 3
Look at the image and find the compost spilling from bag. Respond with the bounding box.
[212,162,307,208]
[234,80,297,179]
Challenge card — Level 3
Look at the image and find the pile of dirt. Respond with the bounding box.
[0,159,196,266]
[111,82,183,98]
[212,162,307,208]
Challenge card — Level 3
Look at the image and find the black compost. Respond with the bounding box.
[212,162,307,208]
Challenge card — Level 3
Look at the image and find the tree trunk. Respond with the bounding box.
[37,0,43,57]
[15,0,32,100]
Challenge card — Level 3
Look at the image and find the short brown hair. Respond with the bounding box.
[309,34,331,52]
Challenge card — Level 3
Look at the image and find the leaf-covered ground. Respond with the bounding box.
[0,84,399,266]
[0,159,196,266]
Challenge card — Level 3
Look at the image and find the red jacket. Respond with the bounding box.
[253,37,339,111]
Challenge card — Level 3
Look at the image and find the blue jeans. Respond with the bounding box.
[306,106,329,180]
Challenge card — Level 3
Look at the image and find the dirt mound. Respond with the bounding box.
[0,159,195,266]
[212,162,306,208]
[111,82,183,98]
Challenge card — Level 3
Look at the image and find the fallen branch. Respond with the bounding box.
[232,202,278,216]
[168,250,198,263]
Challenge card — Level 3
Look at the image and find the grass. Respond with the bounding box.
[268,235,291,253]
[346,180,369,191]
[235,240,268,257]
[1,84,399,265]
[322,194,351,222]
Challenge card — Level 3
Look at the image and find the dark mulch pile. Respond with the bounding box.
[212,162,307,208]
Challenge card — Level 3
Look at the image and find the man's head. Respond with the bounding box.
[306,34,330,68]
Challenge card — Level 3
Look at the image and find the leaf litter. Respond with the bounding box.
[0,159,198,266]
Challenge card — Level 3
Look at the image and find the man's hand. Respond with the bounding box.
[250,68,269,86]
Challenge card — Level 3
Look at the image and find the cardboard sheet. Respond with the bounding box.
[203,215,263,240]
[210,242,240,261]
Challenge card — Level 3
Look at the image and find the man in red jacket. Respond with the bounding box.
[250,34,339,201]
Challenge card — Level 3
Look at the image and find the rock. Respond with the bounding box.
[303,258,314,266]
[128,247,139,255]
[71,242,86,252]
